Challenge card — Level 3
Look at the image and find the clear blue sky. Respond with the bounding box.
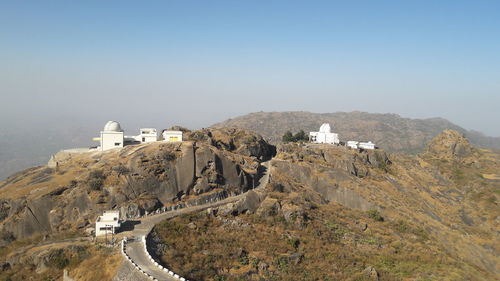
[1,0,499,136]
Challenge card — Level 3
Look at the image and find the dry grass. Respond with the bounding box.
[154,198,488,281]
[69,246,122,281]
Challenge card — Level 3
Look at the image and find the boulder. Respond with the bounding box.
[255,197,281,217]
[363,266,380,281]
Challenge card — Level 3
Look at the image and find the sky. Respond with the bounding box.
[1,0,499,136]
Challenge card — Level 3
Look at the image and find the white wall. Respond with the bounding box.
[100,131,124,151]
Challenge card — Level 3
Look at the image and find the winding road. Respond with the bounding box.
[119,160,272,281]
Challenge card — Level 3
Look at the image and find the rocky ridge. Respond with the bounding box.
[213,111,500,153]
[152,130,500,281]
[0,127,274,280]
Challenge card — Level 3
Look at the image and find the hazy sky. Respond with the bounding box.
[1,0,499,136]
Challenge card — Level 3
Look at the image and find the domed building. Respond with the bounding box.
[93,121,125,151]
[103,121,123,132]
[93,121,165,151]
[309,123,340,144]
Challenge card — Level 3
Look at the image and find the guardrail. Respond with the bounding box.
[142,235,189,281]
[121,237,189,281]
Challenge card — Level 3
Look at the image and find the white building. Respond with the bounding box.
[162,130,183,142]
[93,121,125,151]
[347,141,359,149]
[95,210,121,237]
[347,141,376,150]
[125,128,158,144]
[359,141,376,150]
[309,123,340,144]
[93,121,160,151]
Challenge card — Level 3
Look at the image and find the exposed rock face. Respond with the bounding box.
[272,144,390,211]
[0,128,275,241]
[186,127,276,160]
[426,130,474,158]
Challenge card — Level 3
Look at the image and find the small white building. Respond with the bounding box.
[138,128,158,143]
[162,130,183,142]
[125,128,158,144]
[309,123,340,144]
[359,141,376,150]
[347,141,359,149]
[95,210,121,237]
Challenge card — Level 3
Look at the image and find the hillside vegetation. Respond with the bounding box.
[213,111,500,154]
[152,130,500,281]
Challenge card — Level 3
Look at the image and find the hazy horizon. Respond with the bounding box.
[1,0,500,138]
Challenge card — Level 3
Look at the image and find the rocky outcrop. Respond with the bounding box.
[187,127,276,160]
[425,130,474,158]
[273,159,375,211]
[0,128,275,241]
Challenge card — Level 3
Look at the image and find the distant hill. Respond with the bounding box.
[213,111,500,154]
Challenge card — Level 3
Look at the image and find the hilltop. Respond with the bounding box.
[213,111,500,154]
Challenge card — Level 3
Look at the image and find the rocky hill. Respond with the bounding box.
[213,111,500,154]
[152,130,499,281]
[0,128,498,281]
[0,127,274,281]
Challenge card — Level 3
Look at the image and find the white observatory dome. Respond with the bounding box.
[103,121,123,132]
[319,123,331,133]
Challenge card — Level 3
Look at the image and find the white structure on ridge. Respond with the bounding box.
[347,140,376,150]
[359,141,376,150]
[95,210,121,237]
[94,121,125,151]
[93,121,164,151]
[162,130,183,142]
[309,123,340,144]
[347,141,359,149]
[126,128,158,144]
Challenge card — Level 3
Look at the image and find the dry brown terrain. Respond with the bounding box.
[152,130,499,281]
[213,111,500,153]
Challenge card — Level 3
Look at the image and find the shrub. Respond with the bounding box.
[162,151,176,161]
[239,255,249,265]
[367,210,384,222]
[88,169,106,190]
[112,165,130,176]
[46,249,69,269]
[89,169,105,179]
[88,178,103,191]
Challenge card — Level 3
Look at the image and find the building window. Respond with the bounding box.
[115,142,121,146]
[142,137,145,142]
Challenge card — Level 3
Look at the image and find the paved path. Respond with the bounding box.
[121,160,272,281]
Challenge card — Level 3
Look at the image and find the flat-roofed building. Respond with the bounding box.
[95,210,121,237]
[162,130,183,142]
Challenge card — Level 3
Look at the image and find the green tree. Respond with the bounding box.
[282,131,294,143]
[294,130,308,142]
